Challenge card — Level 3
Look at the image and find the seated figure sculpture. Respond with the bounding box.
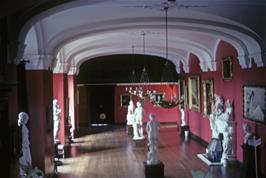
[53,99,62,143]
[133,101,145,140]
[18,112,32,178]
[126,100,135,126]
[146,113,160,165]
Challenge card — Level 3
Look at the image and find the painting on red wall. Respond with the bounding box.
[188,75,200,112]
[202,79,214,117]
[243,85,266,123]
[120,94,132,108]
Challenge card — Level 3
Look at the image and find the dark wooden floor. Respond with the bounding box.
[56,125,246,178]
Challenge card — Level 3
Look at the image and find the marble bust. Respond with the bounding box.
[18,112,32,177]
[242,123,252,144]
[53,99,62,143]
[133,101,144,140]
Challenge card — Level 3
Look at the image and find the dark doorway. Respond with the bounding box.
[89,85,115,125]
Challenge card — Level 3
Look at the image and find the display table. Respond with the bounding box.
[144,161,164,178]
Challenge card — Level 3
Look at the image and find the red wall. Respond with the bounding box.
[26,70,54,175]
[180,40,266,175]
[114,83,180,124]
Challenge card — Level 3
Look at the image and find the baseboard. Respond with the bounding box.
[189,132,208,147]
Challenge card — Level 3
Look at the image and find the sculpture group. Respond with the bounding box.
[127,100,145,140]
[207,94,236,166]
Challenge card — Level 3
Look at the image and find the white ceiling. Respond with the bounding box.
[17,0,266,74]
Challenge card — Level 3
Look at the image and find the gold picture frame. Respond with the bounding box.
[202,79,214,117]
[222,56,233,80]
[120,94,132,108]
[188,75,200,112]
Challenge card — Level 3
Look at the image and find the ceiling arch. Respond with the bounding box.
[17,0,266,73]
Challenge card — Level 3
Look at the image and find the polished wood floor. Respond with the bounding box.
[56,125,246,178]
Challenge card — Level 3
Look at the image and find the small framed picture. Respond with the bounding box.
[222,56,233,80]
[120,94,132,108]
[243,85,266,123]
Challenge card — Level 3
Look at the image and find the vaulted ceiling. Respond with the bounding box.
[15,0,266,75]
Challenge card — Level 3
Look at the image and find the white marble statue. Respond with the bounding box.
[242,123,252,144]
[208,94,236,166]
[18,112,32,178]
[146,113,160,145]
[53,99,62,143]
[146,113,160,165]
[126,100,135,126]
[133,101,145,140]
[180,106,186,126]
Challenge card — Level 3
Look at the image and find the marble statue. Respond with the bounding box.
[133,101,144,140]
[146,113,160,145]
[126,100,135,126]
[146,113,160,165]
[242,123,252,144]
[18,112,32,178]
[207,94,236,166]
[180,106,186,126]
[53,99,62,143]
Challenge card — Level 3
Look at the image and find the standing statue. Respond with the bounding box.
[53,99,62,143]
[133,101,145,140]
[146,113,160,165]
[18,112,32,177]
[127,100,135,126]
[180,105,186,126]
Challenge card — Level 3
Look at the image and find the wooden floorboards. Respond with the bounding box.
[56,125,246,178]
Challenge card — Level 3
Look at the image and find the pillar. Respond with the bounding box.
[67,75,78,137]
[26,70,54,175]
[53,73,68,144]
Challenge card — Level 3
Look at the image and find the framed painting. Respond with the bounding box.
[188,75,200,112]
[222,56,233,80]
[120,94,132,108]
[179,79,186,108]
[243,85,266,123]
[202,79,214,117]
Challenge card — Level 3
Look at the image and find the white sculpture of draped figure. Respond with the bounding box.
[18,112,32,177]
[126,100,135,126]
[53,99,62,143]
[146,113,160,165]
[209,94,236,166]
[133,101,145,140]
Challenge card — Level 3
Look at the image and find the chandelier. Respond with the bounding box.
[125,6,183,108]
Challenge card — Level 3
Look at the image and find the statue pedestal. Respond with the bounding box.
[134,139,145,147]
[127,125,133,135]
[180,125,189,137]
[144,161,164,178]
[242,144,261,178]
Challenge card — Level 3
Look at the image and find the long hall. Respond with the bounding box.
[56,125,244,178]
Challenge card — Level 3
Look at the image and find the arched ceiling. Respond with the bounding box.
[17,0,266,74]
